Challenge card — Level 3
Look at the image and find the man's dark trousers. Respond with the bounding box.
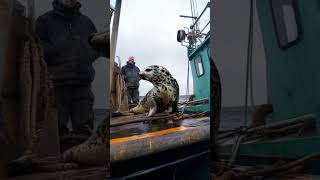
[54,85,94,136]
[127,88,139,105]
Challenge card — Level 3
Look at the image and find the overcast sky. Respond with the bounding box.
[213,0,268,106]
[112,0,210,96]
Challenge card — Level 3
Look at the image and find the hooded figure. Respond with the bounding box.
[121,56,140,105]
[35,0,99,142]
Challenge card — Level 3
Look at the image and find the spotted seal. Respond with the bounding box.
[130,65,179,117]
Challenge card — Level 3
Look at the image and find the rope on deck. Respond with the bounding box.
[213,113,318,180]
[111,111,209,127]
[211,152,320,180]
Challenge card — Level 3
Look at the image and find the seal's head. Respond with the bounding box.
[139,65,172,84]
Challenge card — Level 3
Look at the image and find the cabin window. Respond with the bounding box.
[270,0,302,49]
[194,56,204,77]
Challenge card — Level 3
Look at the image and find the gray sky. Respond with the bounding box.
[213,0,268,106]
[113,0,210,96]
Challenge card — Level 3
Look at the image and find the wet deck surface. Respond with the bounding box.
[2,112,210,180]
[110,113,210,139]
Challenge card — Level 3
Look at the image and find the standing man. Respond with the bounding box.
[35,0,99,139]
[121,56,140,106]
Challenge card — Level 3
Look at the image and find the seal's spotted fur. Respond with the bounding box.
[130,65,179,117]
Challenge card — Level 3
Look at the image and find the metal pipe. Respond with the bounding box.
[190,2,210,30]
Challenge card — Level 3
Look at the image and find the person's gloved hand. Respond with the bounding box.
[88,31,109,58]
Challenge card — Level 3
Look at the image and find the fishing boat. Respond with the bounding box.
[109,0,212,179]
[213,0,320,179]
[0,0,212,179]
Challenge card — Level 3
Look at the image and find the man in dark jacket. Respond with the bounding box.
[35,0,99,138]
[121,56,140,105]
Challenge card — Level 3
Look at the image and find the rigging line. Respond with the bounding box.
[248,0,256,110]
[200,21,210,35]
[192,0,197,31]
[194,0,200,32]
[181,56,191,114]
[244,0,254,128]
[249,26,256,110]
[190,0,195,25]
[195,0,200,32]
[187,59,190,97]
[191,0,197,31]
[195,0,199,17]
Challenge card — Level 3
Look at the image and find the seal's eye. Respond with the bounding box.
[145,68,152,72]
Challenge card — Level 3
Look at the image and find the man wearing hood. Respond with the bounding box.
[35,0,99,140]
[121,56,140,106]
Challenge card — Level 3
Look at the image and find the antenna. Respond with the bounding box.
[177,1,210,49]
[179,15,197,19]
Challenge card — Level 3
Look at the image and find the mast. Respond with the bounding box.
[110,0,122,88]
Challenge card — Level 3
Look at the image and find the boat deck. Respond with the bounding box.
[111,112,209,139]
[109,112,210,179]
[2,112,210,179]
[110,112,210,163]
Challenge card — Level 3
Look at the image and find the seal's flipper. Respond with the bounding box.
[147,99,157,117]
